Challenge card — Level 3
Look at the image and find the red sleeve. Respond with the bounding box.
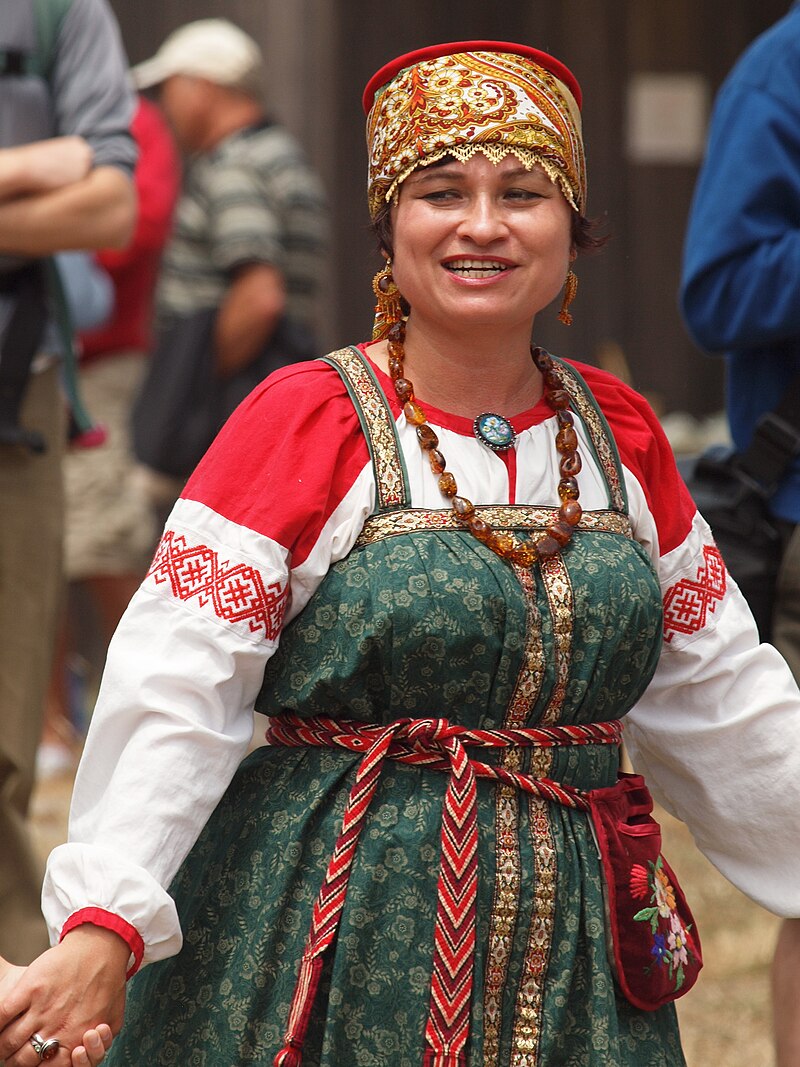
[97,97,180,269]
[567,360,697,555]
[182,358,372,567]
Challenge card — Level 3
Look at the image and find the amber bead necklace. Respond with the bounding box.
[385,319,583,568]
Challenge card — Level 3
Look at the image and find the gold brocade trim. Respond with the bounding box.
[508,555,573,1064]
[354,507,632,548]
[537,554,574,731]
[483,785,521,1066]
[483,567,545,1067]
[324,347,406,511]
[506,567,547,732]
[557,361,626,514]
[511,797,557,1067]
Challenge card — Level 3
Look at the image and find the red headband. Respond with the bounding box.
[362,40,582,113]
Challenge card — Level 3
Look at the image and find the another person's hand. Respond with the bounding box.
[70,1023,114,1066]
[0,959,25,1002]
[0,926,128,1065]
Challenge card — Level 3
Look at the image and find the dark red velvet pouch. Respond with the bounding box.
[586,772,703,1012]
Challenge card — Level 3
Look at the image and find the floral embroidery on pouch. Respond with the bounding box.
[630,857,697,992]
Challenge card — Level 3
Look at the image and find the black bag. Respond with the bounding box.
[132,308,317,480]
[678,445,782,641]
[0,262,48,452]
[678,383,800,642]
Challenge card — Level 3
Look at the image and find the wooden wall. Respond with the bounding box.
[110,0,789,416]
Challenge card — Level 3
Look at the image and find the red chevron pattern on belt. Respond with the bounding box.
[270,714,623,1067]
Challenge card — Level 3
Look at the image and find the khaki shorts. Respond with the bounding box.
[64,352,158,580]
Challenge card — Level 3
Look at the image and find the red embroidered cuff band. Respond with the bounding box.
[60,907,145,979]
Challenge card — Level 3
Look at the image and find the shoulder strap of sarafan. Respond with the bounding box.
[320,346,410,513]
[554,356,629,515]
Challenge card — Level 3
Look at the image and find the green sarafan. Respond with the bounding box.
[107,349,683,1067]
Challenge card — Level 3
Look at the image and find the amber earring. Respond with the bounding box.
[558,270,578,326]
[372,260,403,340]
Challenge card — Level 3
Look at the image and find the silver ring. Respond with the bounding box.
[30,1032,60,1061]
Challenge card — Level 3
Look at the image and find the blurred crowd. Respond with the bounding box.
[0,4,327,965]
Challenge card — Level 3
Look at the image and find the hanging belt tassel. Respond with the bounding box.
[421,729,477,1066]
[272,724,399,1067]
[273,953,324,1067]
[273,1040,303,1067]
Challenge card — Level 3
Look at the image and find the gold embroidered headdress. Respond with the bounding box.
[363,40,587,219]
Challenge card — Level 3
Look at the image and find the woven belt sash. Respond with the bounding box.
[269,714,623,1067]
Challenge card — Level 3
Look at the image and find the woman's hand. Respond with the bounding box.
[0,926,128,1066]
[0,962,112,1063]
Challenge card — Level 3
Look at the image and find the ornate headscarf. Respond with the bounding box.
[363,41,586,219]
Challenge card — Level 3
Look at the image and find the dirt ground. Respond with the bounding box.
[30,772,780,1067]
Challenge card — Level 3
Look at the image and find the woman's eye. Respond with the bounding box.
[422,188,460,202]
[505,188,541,201]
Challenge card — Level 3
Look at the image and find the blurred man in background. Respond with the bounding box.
[131,18,328,509]
[39,93,180,779]
[0,0,136,963]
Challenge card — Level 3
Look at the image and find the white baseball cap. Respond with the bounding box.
[131,19,264,97]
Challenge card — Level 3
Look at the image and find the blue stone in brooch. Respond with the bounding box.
[473,412,517,452]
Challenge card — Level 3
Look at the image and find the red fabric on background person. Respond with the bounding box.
[80,96,180,362]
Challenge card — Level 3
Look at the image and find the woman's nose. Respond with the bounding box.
[455,195,508,244]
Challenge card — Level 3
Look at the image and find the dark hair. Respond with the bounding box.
[370,196,608,259]
[572,213,609,254]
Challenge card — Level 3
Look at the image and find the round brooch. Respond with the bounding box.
[473,412,517,452]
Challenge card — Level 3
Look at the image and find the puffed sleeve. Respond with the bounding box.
[42,358,375,970]
[598,373,800,917]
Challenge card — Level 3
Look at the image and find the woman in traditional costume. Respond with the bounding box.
[2,41,800,1067]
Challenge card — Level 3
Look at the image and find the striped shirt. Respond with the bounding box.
[156,120,327,335]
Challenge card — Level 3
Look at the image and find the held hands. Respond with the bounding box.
[0,958,112,1065]
[0,927,128,1066]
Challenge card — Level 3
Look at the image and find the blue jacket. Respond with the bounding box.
[680,3,800,522]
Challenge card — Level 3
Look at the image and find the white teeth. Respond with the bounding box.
[446,259,509,278]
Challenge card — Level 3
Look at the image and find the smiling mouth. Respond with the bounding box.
[444,259,511,278]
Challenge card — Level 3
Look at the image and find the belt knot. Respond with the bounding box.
[402,717,455,746]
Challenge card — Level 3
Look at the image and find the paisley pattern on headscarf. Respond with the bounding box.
[365,48,586,218]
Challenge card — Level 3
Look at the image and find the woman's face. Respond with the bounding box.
[390,153,574,335]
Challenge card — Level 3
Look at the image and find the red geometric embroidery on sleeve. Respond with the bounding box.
[662,544,727,643]
[147,530,288,640]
